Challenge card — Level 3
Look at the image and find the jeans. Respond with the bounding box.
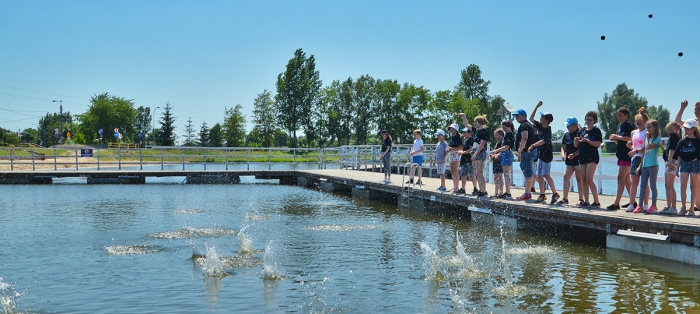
[382,152,392,176]
[639,165,659,206]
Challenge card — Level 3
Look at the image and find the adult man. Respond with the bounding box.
[514,108,537,200]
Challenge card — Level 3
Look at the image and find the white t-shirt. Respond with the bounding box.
[412,138,424,156]
[631,129,646,158]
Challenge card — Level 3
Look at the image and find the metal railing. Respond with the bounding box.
[0,146,341,171]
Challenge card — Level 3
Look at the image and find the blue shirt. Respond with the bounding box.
[642,137,661,168]
[436,141,448,163]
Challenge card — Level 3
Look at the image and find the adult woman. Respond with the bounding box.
[490,121,515,198]
[574,111,602,207]
[625,108,650,212]
[379,130,393,184]
[558,117,583,205]
[445,123,462,193]
[607,106,634,210]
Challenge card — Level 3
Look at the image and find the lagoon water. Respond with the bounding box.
[1,181,699,313]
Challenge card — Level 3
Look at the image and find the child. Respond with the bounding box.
[456,127,475,195]
[407,129,425,185]
[499,121,515,198]
[558,117,583,205]
[676,119,700,216]
[379,130,393,184]
[446,124,462,193]
[660,122,681,214]
[434,129,449,192]
[491,128,505,198]
[471,116,490,197]
[529,101,559,204]
[607,106,634,210]
[633,120,661,214]
[574,111,602,207]
[625,108,650,212]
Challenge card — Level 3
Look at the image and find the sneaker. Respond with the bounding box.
[416,179,422,185]
[625,204,636,212]
[621,203,630,208]
[689,208,697,216]
[632,206,644,213]
[385,179,391,184]
[456,188,466,195]
[679,207,687,216]
[479,191,488,198]
[518,194,532,201]
[531,187,537,193]
[501,193,511,199]
[557,198,569,205]
[591,202,600,207]
[643,204,649,211]
[579,201,589,207]
[550,193,560,205]
[659,207,678,215]
[646,206,657,214]
[436,186,446,192]
[606,204,620,210]
[535,194,547,203]
[472,188,479,196]
[406,178,414,184]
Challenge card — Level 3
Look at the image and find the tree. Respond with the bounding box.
[597,83,649,138]
[20,128,38,144]
[198,121,210,147]
[38,111,73,146]
[646,105,671,137]
[182,117,197,146]
[209,123,223,147]
[319,83,341,146]
[252,90,277,147]
[337,78,354,145]
[134,106,152,139]
[158,102,177,146]
[223,104,246,147]
[373,79,401,139]
[275,48,322,148]
[424,90,454,143]
[393,83,431,143]
[456,64,490,101]
[352,75,376,145]
[78,93,137,144]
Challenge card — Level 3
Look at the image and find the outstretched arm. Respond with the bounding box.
[675,100,688,123]
[529,101,543,124]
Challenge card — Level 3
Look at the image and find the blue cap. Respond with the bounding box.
[434,129,445,136]
[514,109,527,116]
[540,112,554,122]
[565,117,578,126]
[460,127,471,133]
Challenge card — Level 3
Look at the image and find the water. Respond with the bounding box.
[1,184,699,313]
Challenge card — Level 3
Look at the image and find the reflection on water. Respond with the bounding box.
[0,184,699,313]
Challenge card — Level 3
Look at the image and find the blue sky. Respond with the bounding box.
[1,0,699,138]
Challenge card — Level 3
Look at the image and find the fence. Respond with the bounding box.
[0,147,341,171]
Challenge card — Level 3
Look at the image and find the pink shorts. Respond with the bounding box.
[617,160,632,167]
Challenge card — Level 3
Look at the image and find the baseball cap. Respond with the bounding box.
[564,117,578,127]
[683,119,698,129]
[540,112,554,122]
[380,130,388,134]
[514,109,527,116]
[448,123,459,131]
[460,127,471,133]
[434,129,445,136]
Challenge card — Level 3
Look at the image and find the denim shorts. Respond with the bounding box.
[412,155,423,166]
[520,151,535,178]
[473,150,487,161]
[537,160,551,177]
[437,163,446,175]
[459,163,474,177]
[500,150,514,166]
[630,156,643,176]
[679,159,700,174]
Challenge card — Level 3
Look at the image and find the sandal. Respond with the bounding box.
[557,198,568,205]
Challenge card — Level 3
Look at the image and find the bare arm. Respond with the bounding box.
[458,113,471,129]
[529,101,543,124]
[518,131,528,155]
[675,100,688,123]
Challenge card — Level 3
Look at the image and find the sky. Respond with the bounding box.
[1,0,699,138]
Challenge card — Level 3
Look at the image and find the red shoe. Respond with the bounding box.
[518,194,532,201]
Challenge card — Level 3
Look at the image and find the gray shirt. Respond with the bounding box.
[436,141,448,163]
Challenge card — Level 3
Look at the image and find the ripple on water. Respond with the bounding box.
[171,209,205,214]
[492,283,528,297]
[105,244,165,255]
[507,245,554,256]
[148,226,236,239]
[303,224,379,232]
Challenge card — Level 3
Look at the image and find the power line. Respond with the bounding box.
[0,84,87,100]
[0,106,44,117]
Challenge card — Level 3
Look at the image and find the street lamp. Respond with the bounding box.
[151,106,160,147]
[53,100,63,144]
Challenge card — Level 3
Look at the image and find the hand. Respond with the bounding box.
[628,150,635,158]
[567,153,575,160]
[609,134,617,140]
[527,146,533,153]
[536,101,543,108]
[574,137,580,144]
[517,152,522,160]
[681,100,689,109]
[668,164,675,171]
[561,155,566,161]
[626,141,633,149]
[457,113,465,118]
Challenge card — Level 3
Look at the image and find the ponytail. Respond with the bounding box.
[635,107,649,122]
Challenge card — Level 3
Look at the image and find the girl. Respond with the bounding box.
[471,116,490,197]
[558,117,584,205]
[446,123,462,193]
[491,121,515,199]
[574,111,602,207]
[633,120,661,214]
[490,128,505,198]
[379,130,393,183]
[607,106,634,210]
[625,108,650,212]
[676,119,700,216]
[660,122,681,214]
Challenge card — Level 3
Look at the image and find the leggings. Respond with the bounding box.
[382,152,392,176]
[639,165,659,206]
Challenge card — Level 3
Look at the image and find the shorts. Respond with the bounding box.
[537,160,551,177]
[520,151,535,178]
[617,160,632,167]
[630,156,643,176]
[679,159,700,174]
[412,155,423,166]
[459,163,474,177]
[473,150,487,161]
[449,151,460,162]
[493,161,503,174]
[500,150,514,166]
[564,154,580,167]
[579,155,600,165]
[437,163,446,175]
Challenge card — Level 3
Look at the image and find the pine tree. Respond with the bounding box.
[199,121,209,147]
[182,117,197,146]
[158,102,177,146]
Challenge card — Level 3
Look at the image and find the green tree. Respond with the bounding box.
[393,83,431,143]
[209,123,223,147]
[252,90,277,147]
[424,90,454,143]
[646,105,671,137]
[275,48,321,148]
[20,128,38,144]
[158,102,177,146]
[78,93,137,144]
[597,83,649,138]
[134,106,152,138]
[198,121,210,147]
[373,79,401,138]
[318,83,341,146]
[37,111,72,146]
[223,104,246,147]
[337,78,354,145]
[182,117,197,146]
[353,75,376,145]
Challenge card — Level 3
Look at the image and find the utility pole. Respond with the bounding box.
[53,100,63,144]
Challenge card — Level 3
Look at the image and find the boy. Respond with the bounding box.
[456,127,475,195]
[407,129,425,185]
[528,101,559,204]
[434,129,448,191]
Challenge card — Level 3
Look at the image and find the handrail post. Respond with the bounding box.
[225,150,229,171]
[31,148,35,171]
[97,149,100,170]
[75,149,79,170]
[268,148,271,170]
[182,148,185,171]
[247,149,250,171]
[160,149,164,170]
[203,150,207,171]
[10,146,13,171]
[139,149,143,170]
[293,148,297,170]
[118,149,121,170]
[53,149,57,171]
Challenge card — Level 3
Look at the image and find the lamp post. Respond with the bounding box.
[151,106,160,147]
[53,100,63,144]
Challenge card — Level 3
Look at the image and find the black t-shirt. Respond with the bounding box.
[675,137,700,162]
[663,133,681,162]
[615,121,635,162]
[578,127,602,162]
[472,127,490,151]
[515,121,535,152]
[562,130,580,166]
[533,121,553,162]
[503,132,515,151]
[460,137,474,165]
[448,133,462,148]
[381,137,392,153]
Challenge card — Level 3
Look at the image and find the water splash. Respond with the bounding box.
[198,245,229,278]
[262,241,285,280]
[238,226,255,255]
[419,242,446,282]
[0,277,19,314]
[148,225,235,239]
[493,223,527,297]
[105,244,164,255]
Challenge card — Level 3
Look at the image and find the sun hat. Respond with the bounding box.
[460,127,471,133]
[564,117,578,127]
[683,119,698,129]
[434,129,445,136]
[448,123,459,131]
